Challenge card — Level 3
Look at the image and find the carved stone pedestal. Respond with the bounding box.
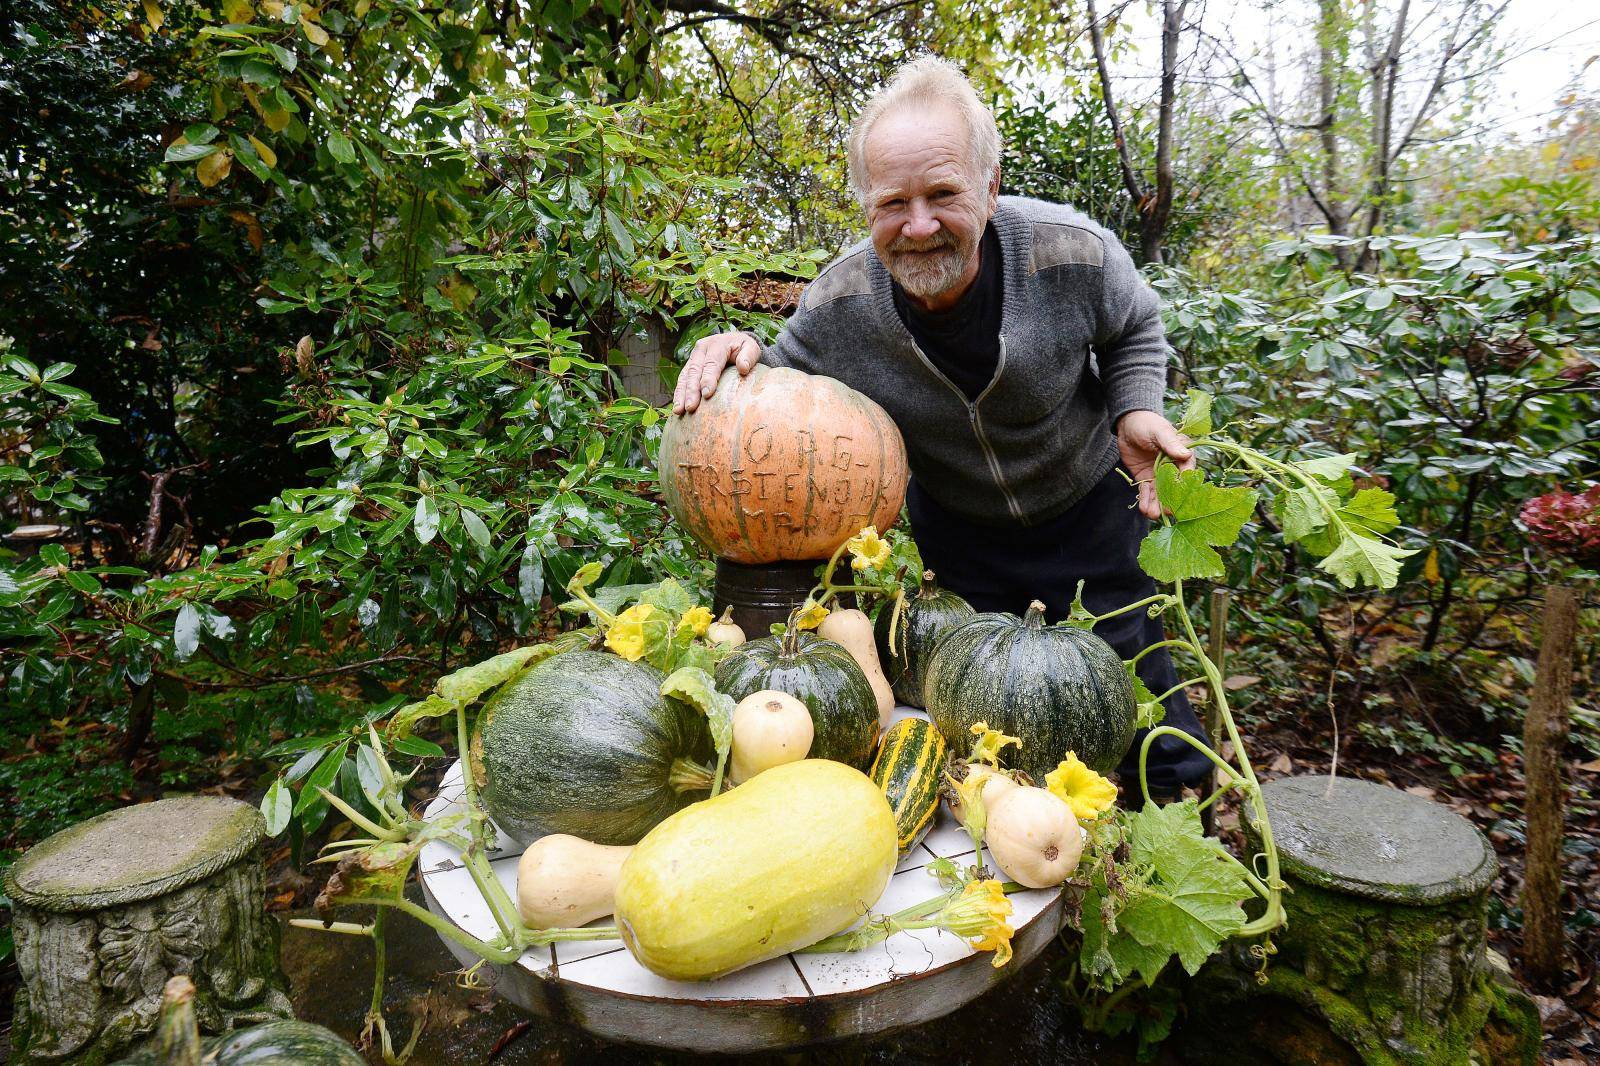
[5,795,293,1065]
[1181,776,1540,1066]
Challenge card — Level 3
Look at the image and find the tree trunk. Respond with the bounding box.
[1085,0,1150,252]
[1315,0,1353,267]
[1143,0,1186,265]
[1521,585,1580,988]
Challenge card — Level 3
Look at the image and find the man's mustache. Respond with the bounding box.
[888,231,958,255]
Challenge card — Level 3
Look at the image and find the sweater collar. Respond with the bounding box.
[866,199,1032,342]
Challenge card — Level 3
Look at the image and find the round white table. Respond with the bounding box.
[419,708,1067,1053]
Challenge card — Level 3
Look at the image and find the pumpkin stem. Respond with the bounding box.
[919,569,938,596]
[781,619,803,657]
[1024,600,1048,628]
[154,976,202,1066]
[668,757,716,793]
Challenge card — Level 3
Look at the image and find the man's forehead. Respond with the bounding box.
[863,109,973,193]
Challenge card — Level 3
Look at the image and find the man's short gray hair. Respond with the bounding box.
[846,56,1001,207]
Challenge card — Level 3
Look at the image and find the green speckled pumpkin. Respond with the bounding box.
[114,1021,364,1066]
[923,600,1136,779]
[472,650,713,846]
[715,628,879,769]
[874,570,976,707]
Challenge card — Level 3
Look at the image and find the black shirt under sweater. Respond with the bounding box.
[890,223,1003,401]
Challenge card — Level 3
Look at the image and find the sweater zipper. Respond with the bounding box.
[907,333,1026,523]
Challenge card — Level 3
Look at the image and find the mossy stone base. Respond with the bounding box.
[1177,776,1539,1066]
[5,796,292,1064]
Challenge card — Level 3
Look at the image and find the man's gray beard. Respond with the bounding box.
[885,243,976,300]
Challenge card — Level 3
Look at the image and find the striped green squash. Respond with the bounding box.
[874,570,976,707]
[715,627,878,769]
[924,600,1136,780]
[868,717,948,857]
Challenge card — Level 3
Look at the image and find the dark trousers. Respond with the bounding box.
[907,466,1212,794]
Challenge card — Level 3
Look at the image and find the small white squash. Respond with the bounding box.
[818,607,895,731]
[985,785,1084,888]
[947,763,1020,823]
[706,606,746,648]
[729,689,813,783]
[516,834,632,928]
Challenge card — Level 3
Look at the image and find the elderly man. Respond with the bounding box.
[672,57,1208,796]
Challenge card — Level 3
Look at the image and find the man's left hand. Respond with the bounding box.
[1117,410,1196,520]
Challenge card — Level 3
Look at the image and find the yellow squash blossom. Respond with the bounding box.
[794,600,829,631]
[604,603,659,661]
[968,721,1021,766]
[679,605,714,637]
[846,526,891,571]
[937,879,1015,968]
[1045,752,1118,821]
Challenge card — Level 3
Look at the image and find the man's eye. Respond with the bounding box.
[932,190,955,200]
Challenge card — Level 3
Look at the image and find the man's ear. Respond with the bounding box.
[987,166,1000,211]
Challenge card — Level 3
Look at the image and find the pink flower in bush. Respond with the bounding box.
[1519,485,1600,562]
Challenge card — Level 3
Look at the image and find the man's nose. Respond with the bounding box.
[902,203,940,242]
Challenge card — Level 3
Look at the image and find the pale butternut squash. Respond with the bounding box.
[984,785,1084,888]
[818,608,894,731]
[516,834,632,928]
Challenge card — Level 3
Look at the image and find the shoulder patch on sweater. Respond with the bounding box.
[801,250,874,311]
[1030,222,1104,273]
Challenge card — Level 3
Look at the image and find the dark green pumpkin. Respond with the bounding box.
[923,600,1136,780]
[715,628,879,769]
[874,570,976,707]
[114,1020,364,1066]
[472,650,713,846]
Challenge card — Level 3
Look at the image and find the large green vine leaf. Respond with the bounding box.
[1120,800,1252,977]
[1137,465,1259,582]
[1079,801,1252,987]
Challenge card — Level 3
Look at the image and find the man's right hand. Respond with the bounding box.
[671,331,763,415]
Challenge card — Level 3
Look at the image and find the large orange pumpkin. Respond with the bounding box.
[659,365,909,564]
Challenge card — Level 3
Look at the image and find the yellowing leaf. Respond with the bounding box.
[196,149,233,187]
[247,134,277,168]
[264,105,291,133]
[223,0,254,23]
[300,14,330,46]
[1571,155,1596,172]
[1423,547,1441,584]
[142,0,163,31]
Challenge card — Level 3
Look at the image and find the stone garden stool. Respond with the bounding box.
[5,796,293,1065]
[1184,775,1539,1066]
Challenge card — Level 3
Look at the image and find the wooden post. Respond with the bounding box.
[1202,588,1230,834]
[1521,585,1580,988]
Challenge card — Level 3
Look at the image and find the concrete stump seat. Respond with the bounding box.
[1183,775,1539,1066]
[5,796,293,1065]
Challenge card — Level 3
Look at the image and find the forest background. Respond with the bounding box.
[2,0,1598,1051]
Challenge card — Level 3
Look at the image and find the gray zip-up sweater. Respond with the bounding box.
[763,196,1168,527]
